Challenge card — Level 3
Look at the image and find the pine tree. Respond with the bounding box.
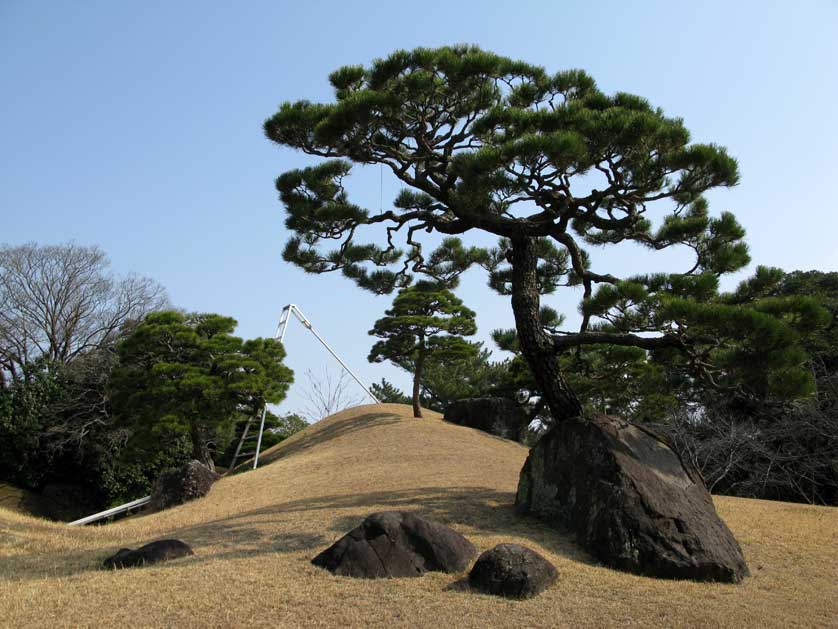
[111,311,293,470]
[419,343,514,411]
[370,379,411,405]
[368,282,477,417]
[265,46,826,424]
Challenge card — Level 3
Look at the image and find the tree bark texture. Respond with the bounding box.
[190,422,215,472]
[412,349,424,418]
[510,237,583,422]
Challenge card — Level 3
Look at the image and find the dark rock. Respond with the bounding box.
[444,397,530,443]
[516,415,749,583]
[149,460,220,512]
[312,511,477,578]
[103,539,193,569]
[468,543,558,599]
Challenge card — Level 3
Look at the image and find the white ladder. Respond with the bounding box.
[228,304,380,472]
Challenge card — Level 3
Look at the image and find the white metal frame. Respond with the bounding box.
[247,303,379,470]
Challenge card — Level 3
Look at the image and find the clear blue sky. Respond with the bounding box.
[2,1,837,415]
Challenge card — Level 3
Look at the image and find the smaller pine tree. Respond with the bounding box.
[370,379,411,405]
[368,282,477,417]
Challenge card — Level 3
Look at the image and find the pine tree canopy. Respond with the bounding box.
[370,378,411,405]
[368,281,477,366]
[111,311,294,467]
[368,281,477,417]
[266,45,828,404]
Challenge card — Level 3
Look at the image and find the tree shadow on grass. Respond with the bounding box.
[161,486,590,570]
[236,411,402,470]
[0,525,328,582]
[2,485,591,582]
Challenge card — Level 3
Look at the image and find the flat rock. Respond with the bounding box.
[444,397,530,443]
[468,543,558,599]
[311,511,476,578]
[516,415,749,583]
[150,460,220,512]
[103,539,193,569]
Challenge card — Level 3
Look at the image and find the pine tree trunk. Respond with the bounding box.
[412,350,424,418]
[510,237,583,422]
[190,421,216,472]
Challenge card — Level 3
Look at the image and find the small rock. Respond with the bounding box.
[149,460,220,512]
[312,511,476,578]
[103,539,193,569]
[468,543,558,599]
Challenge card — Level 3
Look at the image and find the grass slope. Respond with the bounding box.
[0,482,37,515]
[1,403,835,628]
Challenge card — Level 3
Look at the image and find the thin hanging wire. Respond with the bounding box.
[379,163,383,211]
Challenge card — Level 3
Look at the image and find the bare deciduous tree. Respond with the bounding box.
[0,242,167,385]
[657,389,838,505]
[298,367,368,423]
[42,346,119,451]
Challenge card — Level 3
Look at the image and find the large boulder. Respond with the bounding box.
[444,397,530,443]
[149,460,220,512]
[516,415,749,583]
[311,511,476,578]
[468,543,558,599]
[103,539,194,569]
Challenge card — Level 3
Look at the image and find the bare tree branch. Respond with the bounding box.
[0,242,168,384]
[297,367,367,423]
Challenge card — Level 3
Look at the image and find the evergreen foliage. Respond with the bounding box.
[0,357,193,509]
[0,363,63,489]
[217,412,307,468]
[111,311,293,470]
[768,270,838,375]
[370,379,411,405]
[96,433,192,506]
[266,45,826,422]
[495,268,832,419]
[419,344,516,411]
[0,241,180,511]
[368,282,477,417]
[372,346,518,413]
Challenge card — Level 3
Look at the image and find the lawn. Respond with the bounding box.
[1,403,835,628]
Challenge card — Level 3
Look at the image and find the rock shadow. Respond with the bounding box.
[3,485,590,581]
[164,485,591,569]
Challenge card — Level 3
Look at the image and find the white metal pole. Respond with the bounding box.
[251,303,379,471]
[229,417,253,471]
[278,304,293,343]
[68,495,151,526]
[252,404,268,469]
[290,305,380,404]
[252,305,294,469]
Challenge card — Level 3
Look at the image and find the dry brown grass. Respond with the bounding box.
[0,482,34,515]
[1,403,836,628]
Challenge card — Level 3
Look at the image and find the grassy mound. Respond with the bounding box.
[1,403,835,627]
[0,482,39,515]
